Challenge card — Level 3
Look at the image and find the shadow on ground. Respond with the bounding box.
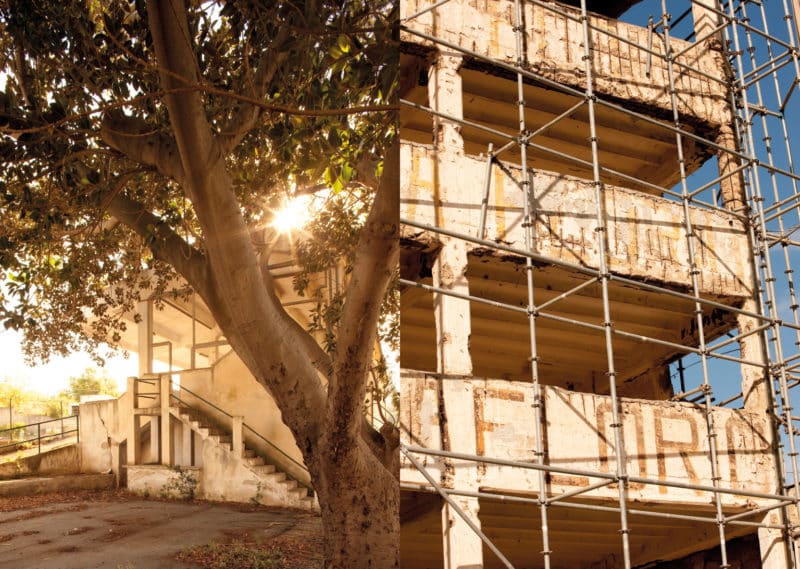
[0,489,323,569]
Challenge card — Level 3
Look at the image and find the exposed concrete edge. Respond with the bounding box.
[0,473,114,497]
[0,442,81,480]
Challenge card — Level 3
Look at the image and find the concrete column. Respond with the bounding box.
[434,237,473,376]
[160,374,172,466]
[232,416,244,459]
[126,376,141,466]
[181,422,193,466]
[428,51,483,569]
[758,514,792,569]
[137,300,153,377]
[712,126,771,417]
[700,17,789,565]
[429,53,463,153]
[441,381,483,569]
[691,1,724,50]
[149,417,159,464]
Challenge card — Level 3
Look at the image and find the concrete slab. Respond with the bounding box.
[0,491,321,569]
[0,443,80,480]
[0,474,114,497]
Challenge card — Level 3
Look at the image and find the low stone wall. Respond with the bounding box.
[127,465,201,500]
[0,444,81,480]
[0,473,114,496]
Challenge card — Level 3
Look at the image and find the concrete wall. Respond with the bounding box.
[180,357,309,485]
[402,142,753,299]
[401,0,728,127]
[79,396,124,478]
[401,370,775,507]
[127,465,200,500]
[0,444,80,479]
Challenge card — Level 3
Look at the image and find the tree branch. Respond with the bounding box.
[105,191,211,300]
[257,262,333,379]
[219,28,291,154]
[147,0,219,175]
[328,139,399,447]
[147,0,328,442]
[100,111,185,182]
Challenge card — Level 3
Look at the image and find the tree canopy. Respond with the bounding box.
[0,1,399,566]
[0,0,397,361]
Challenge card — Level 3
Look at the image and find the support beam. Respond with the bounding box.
[126,376,141,467]
[160,374,172,466]
[232,416,244,459]
[137,300,154,377]
[758,514,792,569]
[441,381,484,569]
[428,52,484,567]
[181,421,193,466]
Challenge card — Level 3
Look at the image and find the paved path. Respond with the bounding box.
[0,491,321,568]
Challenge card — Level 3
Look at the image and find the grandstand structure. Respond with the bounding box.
[399,0,800,567]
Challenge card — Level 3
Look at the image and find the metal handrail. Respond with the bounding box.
[0,415,79,454]
[169,385,312,491]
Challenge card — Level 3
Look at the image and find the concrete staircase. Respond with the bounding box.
[170,403,317,510]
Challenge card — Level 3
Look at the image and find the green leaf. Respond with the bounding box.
[337,34,350,54]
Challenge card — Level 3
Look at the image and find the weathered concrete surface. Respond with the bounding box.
[79,398,120,478]
[79,367,314,510]
[0,493,321,569]
[402,141,753,299]
[400,370,775,507]
[0,473,114,497]
[127,465,200,500]
[169,408,316,510]
[0,443,80,480]
[181,360,309,486]
[401,0,729,128]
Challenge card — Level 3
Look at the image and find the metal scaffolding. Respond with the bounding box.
[399,0,800,567]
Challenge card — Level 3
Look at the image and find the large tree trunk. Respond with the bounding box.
[312,439,400,568]
[103,3,401,567]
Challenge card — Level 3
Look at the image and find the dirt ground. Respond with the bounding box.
[0,489,323,569]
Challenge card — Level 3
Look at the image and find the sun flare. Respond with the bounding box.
[271,195,313,233]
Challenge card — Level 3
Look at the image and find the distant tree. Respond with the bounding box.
[60,368,118,401]
[0,380,27,408]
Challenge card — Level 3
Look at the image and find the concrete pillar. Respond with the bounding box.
[149,417,159,464]
[232,416,244,459]
[428,51,483,569]
[698,14,790,565]
[441,381,483,569]
[434,237,473,376]
[137,300,153,377]
[160,374,172,466]
[126,376,141,466]
[429,53,463,154]
[758,514,792,569]
[429,53,472,375]
[181,422,193,466]
[691,1,724,50]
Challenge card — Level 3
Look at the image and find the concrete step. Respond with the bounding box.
[244,456,265,467]
[264,471,286,483]
[252,464,276,475]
